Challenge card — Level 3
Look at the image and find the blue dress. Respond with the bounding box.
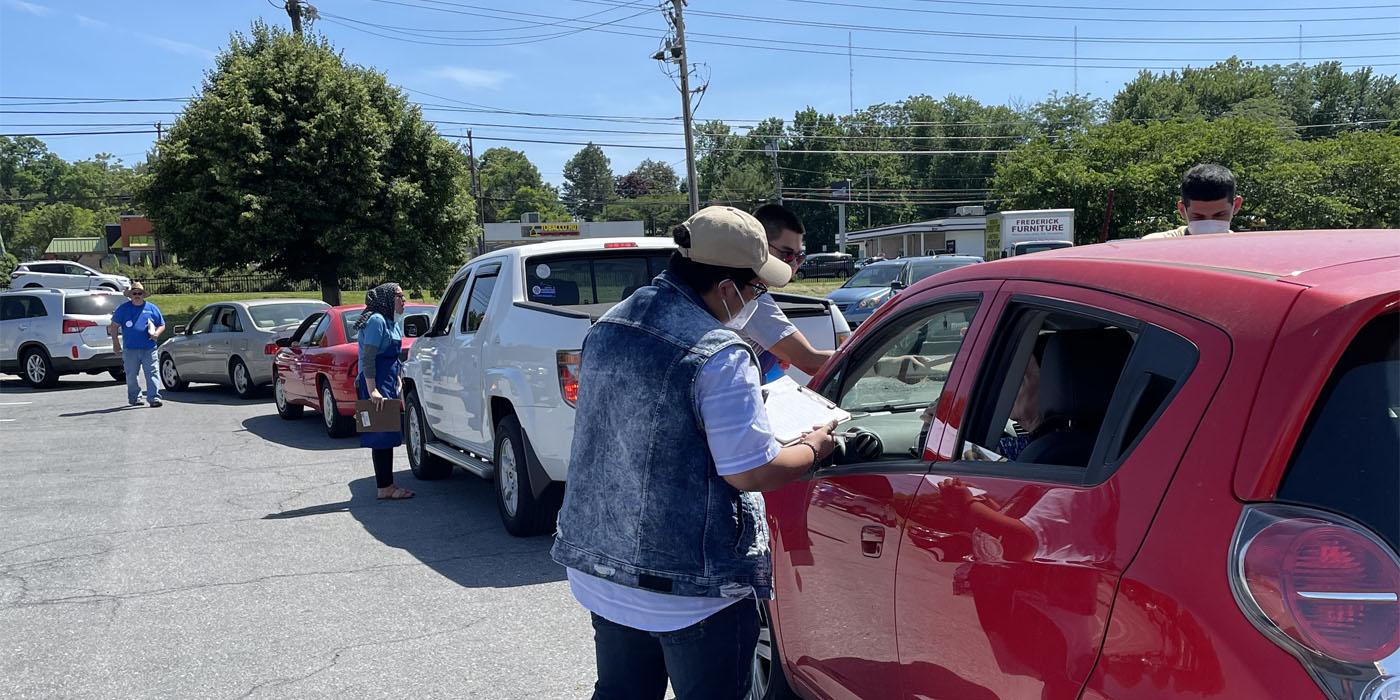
[355,313,403,450]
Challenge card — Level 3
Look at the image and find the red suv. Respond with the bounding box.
[756,231,1398,700]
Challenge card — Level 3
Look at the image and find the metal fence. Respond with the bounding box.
[133,274,380,295]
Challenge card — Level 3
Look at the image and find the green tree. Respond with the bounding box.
[139,22,474,303]
[562,143,615,221]
[477,147,565,223]
[602,194,688,236]
[12,203,102,259]
[616,159,680,198]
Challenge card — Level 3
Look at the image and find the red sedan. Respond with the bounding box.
[272,303,435,437]
[756,231,1398,700]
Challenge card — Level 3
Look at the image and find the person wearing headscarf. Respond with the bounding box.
[356,282,413,500]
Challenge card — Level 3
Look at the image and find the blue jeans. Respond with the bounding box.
[590,600,759,700]
[122,347,160,404]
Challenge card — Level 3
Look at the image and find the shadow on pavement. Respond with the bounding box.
[264,468,563,589]
[59,405,149,417]
[240,414,354,451]
[159,385,267,407]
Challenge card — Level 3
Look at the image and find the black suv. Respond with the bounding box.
[795,253,856,280]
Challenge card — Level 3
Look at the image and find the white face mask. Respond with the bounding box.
[720,281,760,330]
[1186,219,1231,235]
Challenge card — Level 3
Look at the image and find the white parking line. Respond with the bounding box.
[0,402,34,406]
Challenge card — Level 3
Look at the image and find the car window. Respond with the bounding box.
[429,276,469,337]
[290,313,323,344]
[308,314,331,347]
[64,294,122,316]
[64,264,90,276]
[834,301,981,460]
[955,301,1196,479]
[909,261,972,282]
[1,295,45,320]
[28,263,60,274]
[248,302,326,330]
[525,252,670,306]
[188,308,216,335]
[461,264,500,334]
[213,307,242,333]
[1277,313,1398,550]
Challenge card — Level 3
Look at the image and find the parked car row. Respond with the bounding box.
[826,253,984,327]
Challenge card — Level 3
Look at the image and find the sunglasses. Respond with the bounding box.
[769,245,806,264]
[130,291,146,297]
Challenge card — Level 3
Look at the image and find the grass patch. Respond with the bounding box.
[782,278,845,298]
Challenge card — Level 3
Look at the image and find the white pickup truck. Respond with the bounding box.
[400,237,849,536]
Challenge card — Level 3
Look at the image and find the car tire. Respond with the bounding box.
[22,283,41,288]
[230,358,259,399]
[319,379,354,438]
[20,347,58,389]
[160,354,188,391]
[405,390,452,480]
[494,415,558,537]
[748,602,799,700]
[836,268,849,279]
[794,270,807,281]
[274,376,304,419]
[109,368,126,383]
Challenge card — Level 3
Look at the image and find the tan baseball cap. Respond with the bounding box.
[677,206,792,288]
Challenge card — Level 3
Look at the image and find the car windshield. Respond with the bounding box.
[909,261,971,282]
[249,302,327,329]
[844,264,903,288]
[1018,243,1070,254]
[343,304,435,343]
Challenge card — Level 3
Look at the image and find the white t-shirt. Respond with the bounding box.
[567,345,780,632]
[741,294,798,350]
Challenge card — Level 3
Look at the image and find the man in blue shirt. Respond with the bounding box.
[109,282,166,407]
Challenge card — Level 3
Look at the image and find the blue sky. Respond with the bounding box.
[2,0,1397,188]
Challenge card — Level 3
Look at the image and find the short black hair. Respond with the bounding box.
[753,204,804,243]
[669,224,758,294]
[1180,164,1237,204]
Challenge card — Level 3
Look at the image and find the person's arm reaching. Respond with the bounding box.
[770,331,834,377]
[722,423,837,493]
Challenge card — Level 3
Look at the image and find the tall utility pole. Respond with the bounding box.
[467,130,485,256]
[286,0,303,34]
[656,1,701,214]
[764,140,782,204]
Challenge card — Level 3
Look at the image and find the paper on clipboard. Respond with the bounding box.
[762,375,851,445]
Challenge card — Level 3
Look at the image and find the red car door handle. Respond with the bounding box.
[861,526,885,558]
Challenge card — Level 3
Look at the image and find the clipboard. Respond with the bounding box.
[355,399,403,433]
[762,376,851,445]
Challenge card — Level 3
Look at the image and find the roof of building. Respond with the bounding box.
[44,237,109,254]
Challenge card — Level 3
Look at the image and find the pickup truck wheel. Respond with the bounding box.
[494,415,556,537]
[109,368,126,383]
[748,602,798,700]
[274,377,304,419]
[320,380,354,438]
[405,391,452,480]
[21,347,58,388]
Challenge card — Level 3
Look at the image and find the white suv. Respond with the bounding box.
[9,261,131,292]
[0,289,126,388]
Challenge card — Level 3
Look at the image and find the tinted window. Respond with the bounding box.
[461,266,500,333]
[291,313,323,344]
[64,264,90,276]
[29,263,63,274]
[909,261,971,282]
[525,253,669,306]
[1278,314,1399,550]
[308,314,331,347]
[249,302,326,329]
[1,295,45,320]
[64,293,122,316]
[212,307,242,333]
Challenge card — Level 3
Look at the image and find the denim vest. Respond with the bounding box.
[551,270,773,600]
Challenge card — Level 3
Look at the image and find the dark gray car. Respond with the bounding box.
[795,253,856,280]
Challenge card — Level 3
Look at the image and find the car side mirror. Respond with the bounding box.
[890,280,907,292]
[174,325,187,335]
[276,337,292,348]
[402,313,431,339]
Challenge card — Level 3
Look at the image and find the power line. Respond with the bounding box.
[898,0,1400,11]
[777,0,1400,24]
[0,130,159,137]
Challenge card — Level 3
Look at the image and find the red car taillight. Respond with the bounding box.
[557,350,581,407]
[1231,505,1399,698]
[63,319,96,334]
[264,343,279,355]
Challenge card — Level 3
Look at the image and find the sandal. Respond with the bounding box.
[377,486,415,500]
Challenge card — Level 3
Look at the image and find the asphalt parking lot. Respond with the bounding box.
[0,375,598,699]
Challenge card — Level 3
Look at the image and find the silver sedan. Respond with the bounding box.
[158,300,329,398]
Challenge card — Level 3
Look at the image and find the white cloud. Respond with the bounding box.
[6,0,51,16]
[425,66,511,91]
[75,14,108,29]
[141,34,216,60]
